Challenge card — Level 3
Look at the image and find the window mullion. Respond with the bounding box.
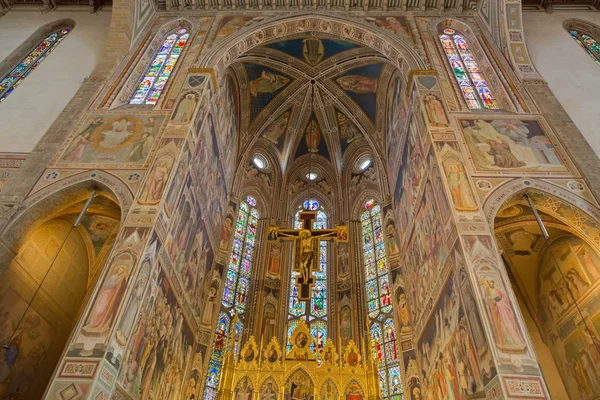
[452,39,485,109]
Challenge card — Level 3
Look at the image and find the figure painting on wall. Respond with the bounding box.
[460,119,566,171]
[336,75,377,94]
[59,114,164,166]
[345,383,364,400]
[140,156,173,205]
[480,278,526,352]
[286,369,314,400]
[385,219,400,258]
[0,289,53,400]
[339,304,352,347]
[215,16,263,41]
[365,16,411,40]
[250,70,290,97]
[387,77,407,187]
[337,111,362,153]
[305,119,321,153]
[172,92,198,125]
[397,289,412,334]
[423,94,449,127]
[268,243,281,276]
[442,158,478,211]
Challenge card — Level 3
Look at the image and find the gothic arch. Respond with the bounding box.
[563,18,600,39]
[0,170,131,270]
[351,189,383,221]
[198,13,427,83]
[483,178,600,243]
[105,18,196,109]
[284,365,315,390]
[431,17,517,112]
[0,18,76,83]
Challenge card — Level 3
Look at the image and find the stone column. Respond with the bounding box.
[390,71,551,399]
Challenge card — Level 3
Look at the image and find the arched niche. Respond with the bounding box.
[488,180,600,400]
[0,174,124,400]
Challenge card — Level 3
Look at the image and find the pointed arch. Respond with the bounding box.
[564,19,600,67]
[0,19,74,103]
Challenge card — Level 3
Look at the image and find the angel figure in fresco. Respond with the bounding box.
[336,75,377,94]
[424,94,449,127]
[100,118,133,148]
[63,116,103,161]
[250,70,290,96]
[305,120,321,153]
[481,279,526,350]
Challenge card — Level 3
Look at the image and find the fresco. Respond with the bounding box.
[336,109,362,154]
[423,93,450,128]
[335,64,383,123]
[192,113,228,240]
[214,16,263,41]
[118,267,197,400]
[386,77,407,188]
[266,37,359,65]
[416,273,487,399]
[364,16,412,42]
[244,63,291,121]
[139,139,182,206]
[164,144,191,218]
[260,377,278,399]
[217,76,240,190]
[58,114,164,166]
[437,142,478,212]
[261,110,290,156]
[539,236,600,323]
[171,91,199,125]
[165,174,215,325]
[459,119,567,172]
[79,214,119,255]
[294,117,330,161]
[0,288,53,400]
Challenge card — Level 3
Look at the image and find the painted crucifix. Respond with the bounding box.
[267,211,348,300]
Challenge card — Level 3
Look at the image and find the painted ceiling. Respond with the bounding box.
[230,36,395,173]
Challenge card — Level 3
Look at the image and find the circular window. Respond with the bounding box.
[443,28,455,35]
[306,172,318,181]
[303,199,320,210]
[252,154,268,170]
[359,158,372,171]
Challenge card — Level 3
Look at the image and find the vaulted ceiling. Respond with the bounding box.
[230,36,396,175]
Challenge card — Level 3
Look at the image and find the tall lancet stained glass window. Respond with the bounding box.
[439,28,498,110]
[287,200,328,355]
[204,196,259,400]
[130,28,190,105]
[361,201,402,399]
[0,28,70,103]
[569,29,600,66]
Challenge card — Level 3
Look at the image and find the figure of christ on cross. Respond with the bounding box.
[267,211,348,300]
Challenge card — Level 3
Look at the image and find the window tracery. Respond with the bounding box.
[0,28,70,103]
[129,28,189,105]
[204,196,259,400]
[569,29,600,66]
[360,200,402,399]
[439,28,498,110]
[287,201,329,356]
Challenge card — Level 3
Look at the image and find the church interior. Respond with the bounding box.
[0,0,600,399]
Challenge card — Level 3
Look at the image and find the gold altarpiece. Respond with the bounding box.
[216,320,381,399]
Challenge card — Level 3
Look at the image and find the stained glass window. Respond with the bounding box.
[287,203,328,355]
[569,29,600,67]
[303,199,320,211]
[361,200,403,399]
[0,28,70,103]
[130,28,189,105]
[439,28,498,110]
[204,198,258,399]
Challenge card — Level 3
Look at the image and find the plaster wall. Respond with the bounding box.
[0,10,112,153]
[523,11,600,157]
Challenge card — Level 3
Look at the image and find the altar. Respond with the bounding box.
[214,320,381,399]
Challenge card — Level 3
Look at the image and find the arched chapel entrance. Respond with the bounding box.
[0,178,124,399]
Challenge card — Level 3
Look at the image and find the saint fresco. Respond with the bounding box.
[460,119,566,172]
[335,64,383,123]
[261,111,290,154]
[59,114,164,166]
[244,64,291,121]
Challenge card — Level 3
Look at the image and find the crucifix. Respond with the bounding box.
[267,211,348,300]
